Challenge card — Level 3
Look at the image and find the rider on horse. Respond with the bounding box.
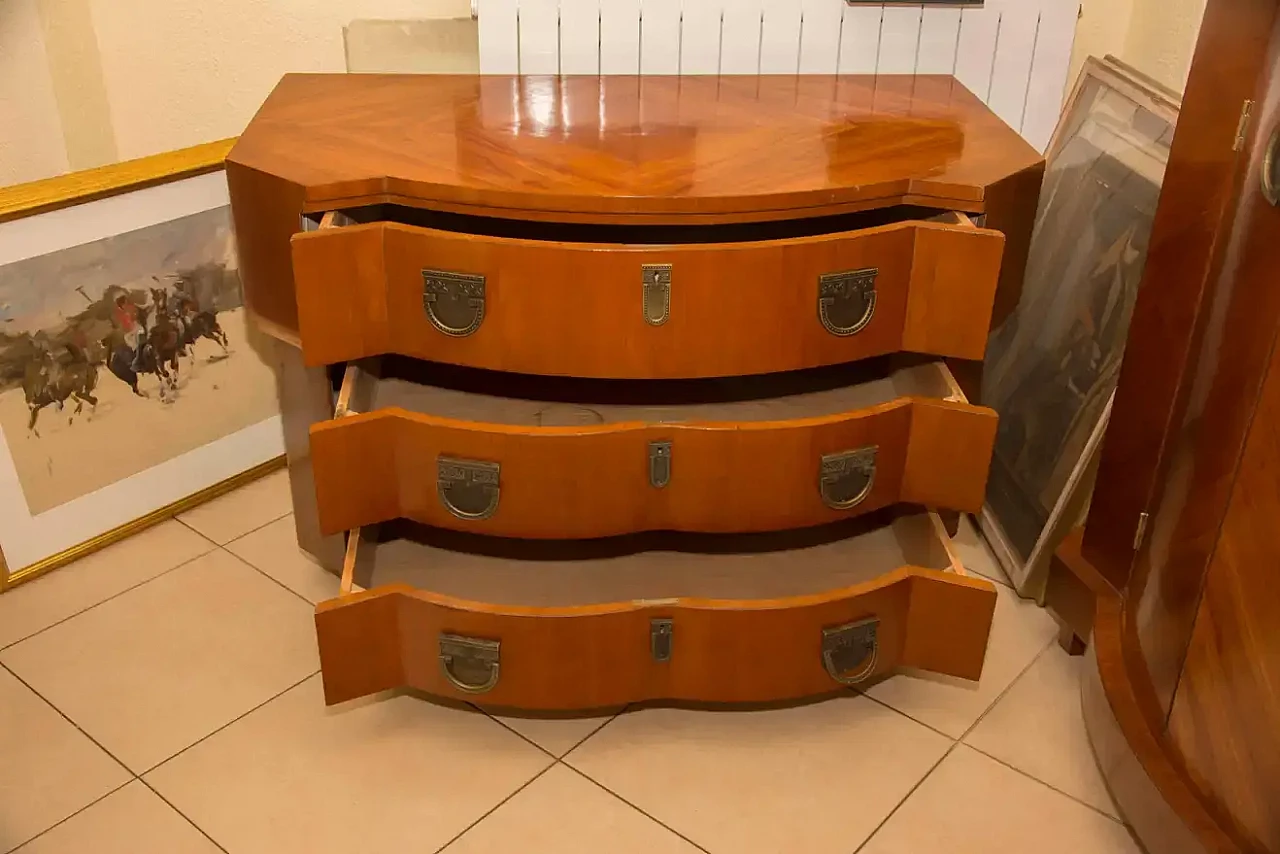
[112,293,147,372]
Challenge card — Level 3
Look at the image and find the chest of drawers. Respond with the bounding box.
[228,74,1043,710]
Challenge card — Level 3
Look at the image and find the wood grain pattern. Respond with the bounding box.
[0,138,234,224]
[1165,331,1280,852]
[308,364,997,538]
[1083,0,1280,590]
[290,216,1005,374]
[228,74,1041,340]
[314,513,997,709]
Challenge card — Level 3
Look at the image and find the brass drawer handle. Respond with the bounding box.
[819,446,877,510]
[818,268,877,337]
[439,634,501,693]
[437,455,500,520]
[822,618,879,685]
[1263,126,1280,207]
[642,263,671,326]
[423,269,486,337]
[649,440,672,488]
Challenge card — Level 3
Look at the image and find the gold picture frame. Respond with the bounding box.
[0,138,285,592]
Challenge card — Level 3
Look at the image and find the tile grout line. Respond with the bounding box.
[139,669,319,777]
[0,777,135,854]
[483,708,622,762]
[174,508,292,551]
[0,539,220,654]
[431,762,559,854]
[851,637,1057,854]
[968,742,1128,825]
[557,760,715,854]
[0,659,136,776]
[219,542,328,609]
[136,777,231,853]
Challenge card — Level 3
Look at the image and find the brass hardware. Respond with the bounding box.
[439,634,501,693]
[821,618,879,685]
[649,441,672,488]
[1234,99,1255,152]
[818,268,877,336]
[1263,126,1280,206]
[818,446,877,510]
[650,618,674,662]
[437,456,500,520]
[642,264,672,326]
[423,269,486,336]
[1133,511,1151,551]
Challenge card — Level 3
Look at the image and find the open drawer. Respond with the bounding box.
[315,510,998,709]
[290,210,1005,376]
[309,357,998,539]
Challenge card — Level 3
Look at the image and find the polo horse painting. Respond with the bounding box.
[0,204,278,516]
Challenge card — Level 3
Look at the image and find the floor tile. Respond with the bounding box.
[953,515,1013,587]
[146,676,552,854]
[176,467,291,544]
[225,514,339,604]
[864,581,1058,738]
[442,763,702,854]
[566,694,950,854]
[965,646,1120,817]
[13,781,220,854]
[859,745,1140,854]
[1,549,319,773]
[492,712,616,757]
[0,521,213,650]
[0,666,131,852]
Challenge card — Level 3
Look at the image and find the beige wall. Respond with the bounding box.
[1,0,472,186]
[1072,0,1208,95]
[0,0,70,186]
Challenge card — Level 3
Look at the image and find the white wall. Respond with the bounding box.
[0,0,70,186]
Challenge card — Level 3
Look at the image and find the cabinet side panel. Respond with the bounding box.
[226,162,304,339]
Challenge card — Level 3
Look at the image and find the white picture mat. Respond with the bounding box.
[0,171,284,571]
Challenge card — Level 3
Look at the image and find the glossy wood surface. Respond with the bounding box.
[1165,333,1280,852]
[290,215,1005,374]
[1083,0,1280,590]
[308,361,997,538]
[313,512,997,708]
[229,74,1042,221]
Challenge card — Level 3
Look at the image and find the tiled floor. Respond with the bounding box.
[0,469,1143,854]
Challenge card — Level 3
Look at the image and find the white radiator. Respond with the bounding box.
[475,0,1080,152]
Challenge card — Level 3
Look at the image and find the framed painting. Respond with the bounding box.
[979,55,1181,597]
[0,141,284,590]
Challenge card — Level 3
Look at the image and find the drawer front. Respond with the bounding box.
[314,568,998,709]
[309,396,998,538]
[291,218,1005,377]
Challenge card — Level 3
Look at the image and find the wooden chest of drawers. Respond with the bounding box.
[228,74,1043,711]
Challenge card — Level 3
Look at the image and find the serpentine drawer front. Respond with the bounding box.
[308,358,998,538]
[290,214,1006,377]
[314,511,998,709]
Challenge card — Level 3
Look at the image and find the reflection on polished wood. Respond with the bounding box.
[227,74,1042,338]
[1058,1,1280,851]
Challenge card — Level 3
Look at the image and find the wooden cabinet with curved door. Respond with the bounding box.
[228,72,1042,714]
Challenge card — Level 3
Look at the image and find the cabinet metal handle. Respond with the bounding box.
[818,446,877,510]
[439,634,501,693]
[423,269,486,337]
[821,618,879,685]
[818,268,878,336]
[1263,127,1280,207]
[642,264,672,326]
[437,456,500,521]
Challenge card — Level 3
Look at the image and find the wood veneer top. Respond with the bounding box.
[229,74,1042,222]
